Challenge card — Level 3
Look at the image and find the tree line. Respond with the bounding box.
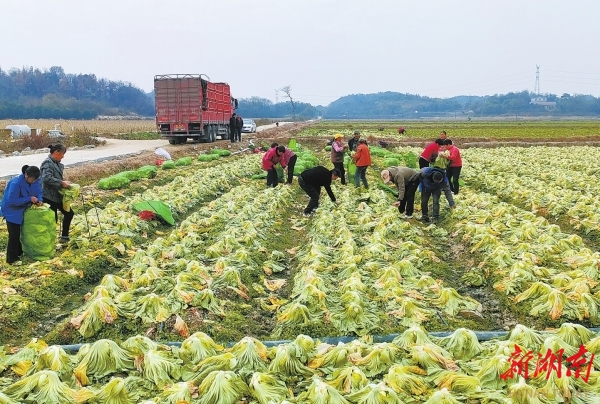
[0,66,154,119]
[1,66,600,120]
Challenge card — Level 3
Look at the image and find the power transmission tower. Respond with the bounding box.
[274,89,279,103]
[534,65,540,95]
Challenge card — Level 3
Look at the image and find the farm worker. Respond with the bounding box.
[277,146,297,185]
[419,138,445,168]
[444,139,463,195]
[262,145,283,187]
[381,166,420,219]
[398,126,406,135]
[348,130,362,152]
[0,165,43,264]
[297,166,341,216]
[229,113,237,142]
[330,133,347,185]
[352,139,372,188]
[419,167,456,224]
[235,115,243,142]
[41,144,74,241]
[439,130,448,140]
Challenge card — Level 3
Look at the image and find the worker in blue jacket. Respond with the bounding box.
[419,166,455,223]
[0,165,43,264]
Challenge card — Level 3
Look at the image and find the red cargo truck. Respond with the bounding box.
[154,74,238,144]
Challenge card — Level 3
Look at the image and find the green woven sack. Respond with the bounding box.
[198,154,220,162]
[209,149,231,156]
[161,160,176,169]
[175,157,192,166]
[21,205,56,261]
[384,158,401,167]
[98,175,130,190]
[119,170,146,181]
[137,165,158,179]
[293,163,306,175]
[370,147,390,157]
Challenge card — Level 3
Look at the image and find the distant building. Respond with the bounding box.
[530,96,556,108]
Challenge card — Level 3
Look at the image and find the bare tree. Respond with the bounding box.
[280,85,296,121]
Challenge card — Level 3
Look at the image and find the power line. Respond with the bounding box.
[545,69,600,76]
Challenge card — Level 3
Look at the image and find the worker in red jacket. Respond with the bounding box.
[278,146,297,185]
[443,139,463,194]
[261,145,282,187]
[352,139,372,188]
[419,138,444,168]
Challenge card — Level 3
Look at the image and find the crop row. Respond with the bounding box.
[274,185,482,340]
[463,146,600,235]
[68,180,296,340]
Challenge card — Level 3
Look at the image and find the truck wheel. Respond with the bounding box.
[168,138,177,145]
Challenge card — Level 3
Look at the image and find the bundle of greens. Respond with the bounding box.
[58,183,80,211]
[196,370,249,404]
[73,339,134,386]
[3,370,76,403]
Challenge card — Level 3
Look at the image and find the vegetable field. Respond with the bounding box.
[0,119,156,137]
[1,121,600,403]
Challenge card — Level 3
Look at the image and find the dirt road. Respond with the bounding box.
[0,138,170,179]
[0,122,300,179]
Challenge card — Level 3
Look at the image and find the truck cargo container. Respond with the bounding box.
[154,74,238,144]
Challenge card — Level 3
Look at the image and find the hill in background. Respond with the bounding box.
[2,65,600,120]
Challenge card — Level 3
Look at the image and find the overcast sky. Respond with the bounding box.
[2,0,599,105]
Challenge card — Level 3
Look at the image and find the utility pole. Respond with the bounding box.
[274,89,279,104]
[534,65,540,95]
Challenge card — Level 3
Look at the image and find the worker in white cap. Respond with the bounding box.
[381,167,420,219]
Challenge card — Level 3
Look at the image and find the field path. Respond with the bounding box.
[0,137,170,179]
